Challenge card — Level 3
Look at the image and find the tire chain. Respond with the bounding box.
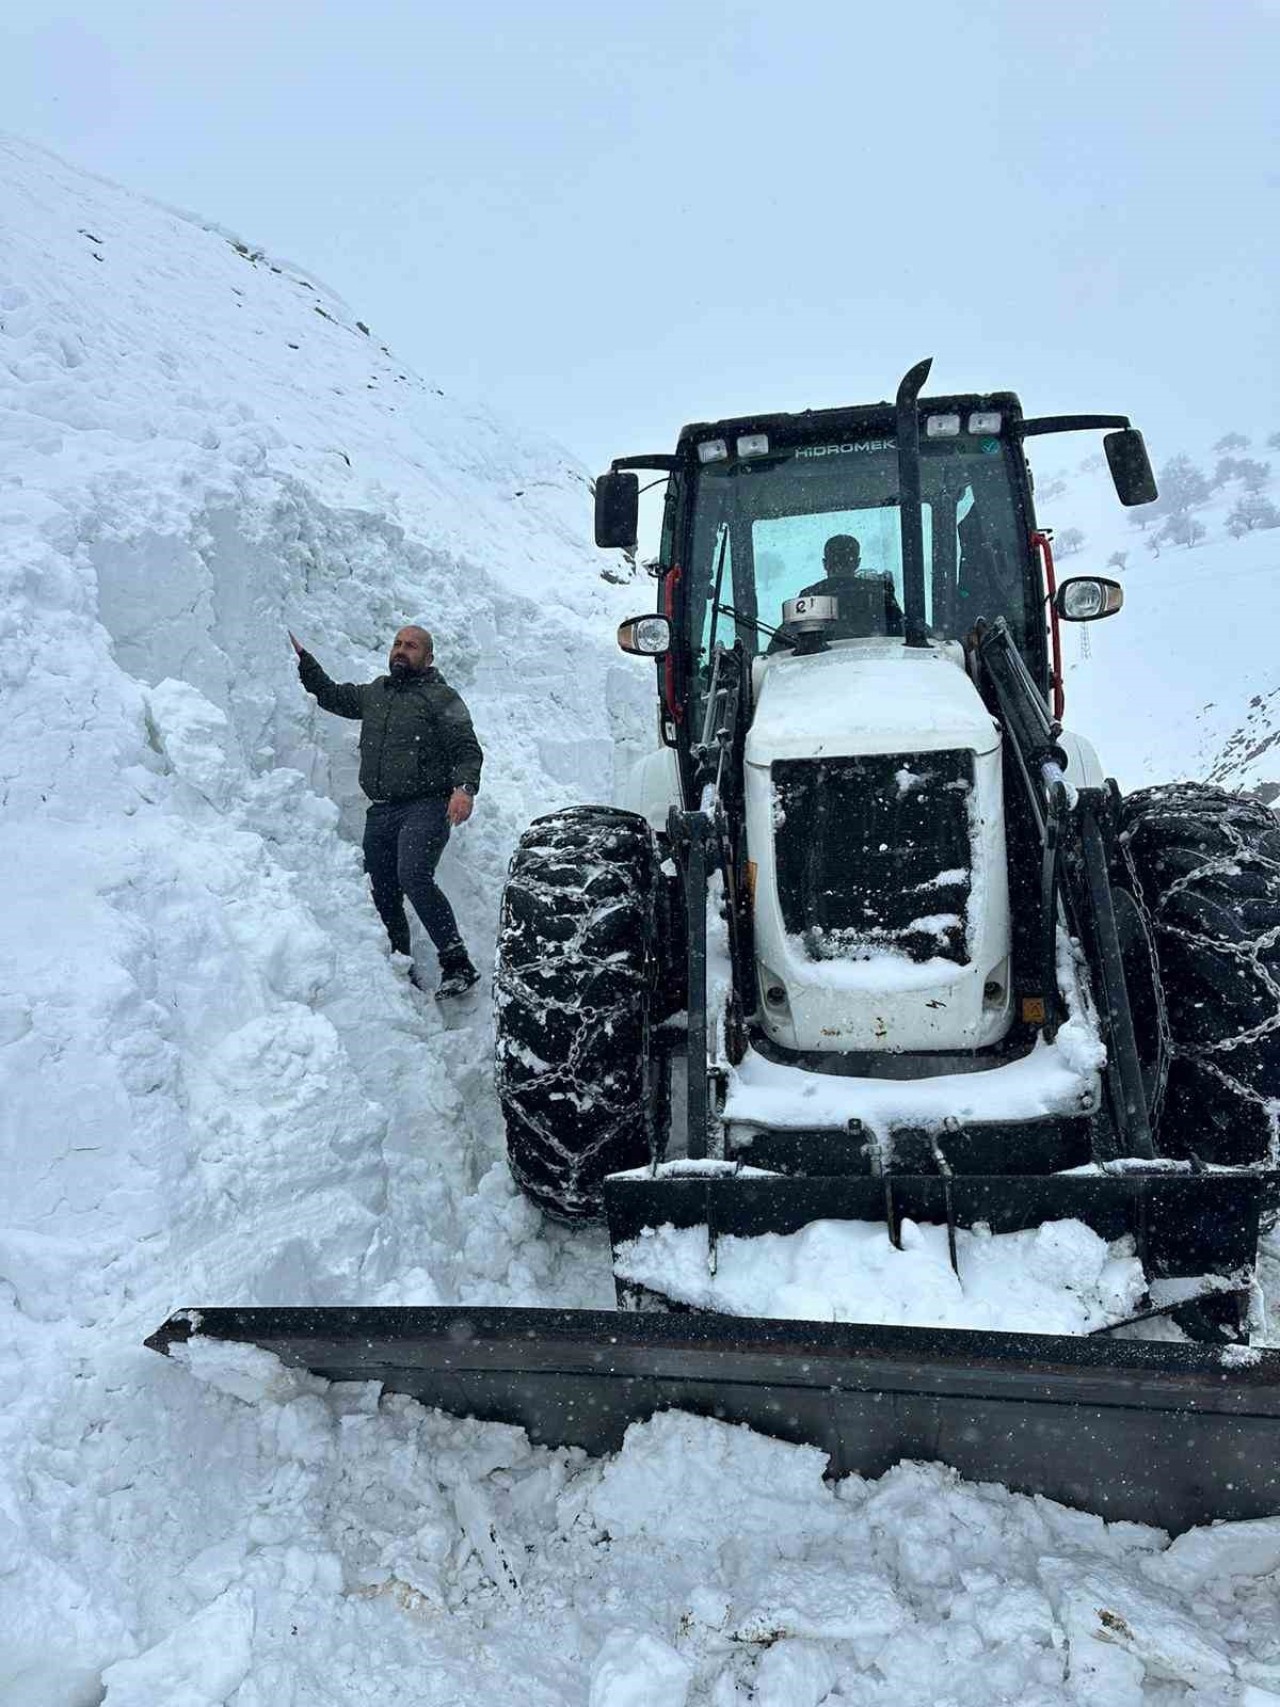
[1115,818,1175,1133]
[498,873,644,1110]
[1120,785,1280,1138]
[495,809,658,1218]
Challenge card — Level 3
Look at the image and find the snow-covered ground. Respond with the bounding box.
[3,134,1280,1706]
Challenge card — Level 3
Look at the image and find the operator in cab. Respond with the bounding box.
[800,534,905,639]
[290,624,483,999]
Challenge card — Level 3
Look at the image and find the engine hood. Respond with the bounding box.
[746,640,1000,764]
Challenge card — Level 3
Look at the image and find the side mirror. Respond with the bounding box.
[617,614,671,657]
[1105,429,1158,507]
[1054,576,1124,622]
[594,471,639,549]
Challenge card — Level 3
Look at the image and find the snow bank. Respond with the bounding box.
[0,130,643,1336]
[9,1357,1271,1707]
[0,132,632,1698]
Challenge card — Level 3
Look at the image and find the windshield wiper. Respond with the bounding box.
[703,530,794,652]
[696,601,791,657]
[709,526,730,623]
[717,603,792,646]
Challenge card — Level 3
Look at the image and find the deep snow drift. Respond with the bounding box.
[0,131,651,1335]
[0,131,641,1701]
[3,135,1280,1707]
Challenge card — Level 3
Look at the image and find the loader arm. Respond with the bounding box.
[975,616,1160,1158]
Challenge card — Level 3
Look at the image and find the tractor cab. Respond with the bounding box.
[679,398,1036,678]
[600,374,1154,791]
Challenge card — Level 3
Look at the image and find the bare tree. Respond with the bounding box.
[1213,432,1251,453]
[1056,527,1086,557]
[1153,454,1211,517]
[1161,513,1207,549]
[1213,456,1270,491]
[1241,460,1272,493]
[1106,550,1128,572]
[1214,456,1243,488]
[1227,493,1280,535]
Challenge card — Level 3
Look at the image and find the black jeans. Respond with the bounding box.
[362,797,463,961]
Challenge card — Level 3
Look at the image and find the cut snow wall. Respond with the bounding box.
[0,132,650,1331]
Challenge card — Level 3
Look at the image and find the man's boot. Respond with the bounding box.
[436,944,480,1001]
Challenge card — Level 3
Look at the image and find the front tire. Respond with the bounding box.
[1121,783,1280,1164]
[494,806,661,1220]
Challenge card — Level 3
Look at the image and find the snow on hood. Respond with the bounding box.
[746,639,1000,763]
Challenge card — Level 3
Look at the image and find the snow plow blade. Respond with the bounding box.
[147,1305,1280,1535]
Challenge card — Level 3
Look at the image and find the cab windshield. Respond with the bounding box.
[687,432,1032,675]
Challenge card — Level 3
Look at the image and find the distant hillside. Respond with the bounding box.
[1038,429,1280,796]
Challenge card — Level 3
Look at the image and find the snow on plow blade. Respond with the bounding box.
[604,1168,1272,1308]
[147,1303,1280,1535]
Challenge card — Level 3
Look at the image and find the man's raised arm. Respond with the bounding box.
[290,632,365,720]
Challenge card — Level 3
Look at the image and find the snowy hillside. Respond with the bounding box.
[0,133,647,1702]
[4,135,1280,1707]
[0,130,656,1330]
[1037,435,1280,796]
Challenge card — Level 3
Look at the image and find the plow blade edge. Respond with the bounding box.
[148,1306,1280,1535]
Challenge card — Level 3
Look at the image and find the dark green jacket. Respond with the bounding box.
[298,652,483,803]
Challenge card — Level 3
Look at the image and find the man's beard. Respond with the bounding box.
[389,658,413,681]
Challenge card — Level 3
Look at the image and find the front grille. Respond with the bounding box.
[772,751,974,964]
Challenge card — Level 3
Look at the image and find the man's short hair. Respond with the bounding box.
[397,623,434,654]
[823,535,861,575]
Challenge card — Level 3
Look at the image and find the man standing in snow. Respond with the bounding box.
[290,625,483,999]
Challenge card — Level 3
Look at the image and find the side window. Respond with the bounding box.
[955,484,1025,646]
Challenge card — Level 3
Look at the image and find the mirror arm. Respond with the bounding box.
[1018,414,1132,437]
[610,454,681,472]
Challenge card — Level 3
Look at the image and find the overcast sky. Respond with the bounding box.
[2,1,1277,481]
